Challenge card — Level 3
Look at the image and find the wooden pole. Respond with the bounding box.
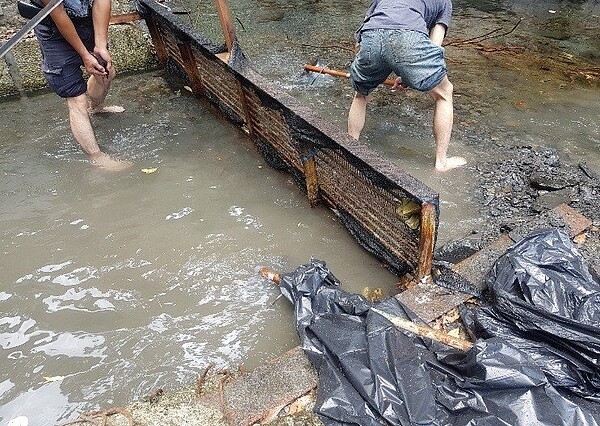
[416,202,436,285]
[145,17,168,65]
[214,0,236,51]
[259,268,471,352]
[178,43,204,95]
[109,12,140,25]
[371,308,473,352]
[259,267,280,284]
[304,64,400,88]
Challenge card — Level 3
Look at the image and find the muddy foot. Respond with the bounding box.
[89,105,125,114]
[89,152,132,171]
[436,156,467,172]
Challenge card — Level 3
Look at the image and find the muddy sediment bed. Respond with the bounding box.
[436,140,600,268]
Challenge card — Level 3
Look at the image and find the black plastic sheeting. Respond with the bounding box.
[464,228,600,401]
[278,229,600,425]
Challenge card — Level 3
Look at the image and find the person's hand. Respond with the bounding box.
[392,77,406,91]
[83,52,108,76]
[93,46,112,72]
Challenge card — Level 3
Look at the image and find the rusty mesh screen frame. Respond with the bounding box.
[137,0,439,277]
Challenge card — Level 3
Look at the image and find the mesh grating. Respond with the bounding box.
[137,0,439,276]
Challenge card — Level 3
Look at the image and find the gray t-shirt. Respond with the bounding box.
[357,0,452,39]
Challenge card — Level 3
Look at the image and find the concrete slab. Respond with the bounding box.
[222,346,318,426]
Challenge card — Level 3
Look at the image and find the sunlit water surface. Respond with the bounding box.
[0,73,397,424]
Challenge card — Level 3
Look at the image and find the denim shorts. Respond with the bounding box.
[34,19,94,98]
[350,28,447,95]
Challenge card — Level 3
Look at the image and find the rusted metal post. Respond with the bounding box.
[302,154,320,207]
[416,202,436,283]
[214,0,236,51]
[178,43,204,95]
[145,17,168,65]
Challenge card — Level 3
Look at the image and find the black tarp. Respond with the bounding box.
[277,228,600,425]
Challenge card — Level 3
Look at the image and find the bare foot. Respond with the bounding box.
[89,152,132,172]
[89,105,125,114]
[435,156,467,172]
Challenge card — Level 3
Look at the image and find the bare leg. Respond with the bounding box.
[66,94,130,171]
[429,76,466,171]
[87,66,124,114]
[348,92,371,140]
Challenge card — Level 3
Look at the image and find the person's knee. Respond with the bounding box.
[430,77,453,102]
[67,94,89,113]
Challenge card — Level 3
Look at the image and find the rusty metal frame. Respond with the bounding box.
[136,0,440,279]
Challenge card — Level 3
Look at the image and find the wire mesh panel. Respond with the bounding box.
[137,0,439,278]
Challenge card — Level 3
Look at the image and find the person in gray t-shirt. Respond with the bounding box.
[348,0,466,171]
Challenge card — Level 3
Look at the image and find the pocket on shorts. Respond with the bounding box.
[355,41,372,67]
[34,23,57,42]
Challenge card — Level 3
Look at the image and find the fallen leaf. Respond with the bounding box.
[141,168,158,174]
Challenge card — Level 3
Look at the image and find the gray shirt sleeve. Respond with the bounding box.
[434,0,452,29]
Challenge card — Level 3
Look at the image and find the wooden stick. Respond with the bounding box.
[214,0,236,51]
[259,268,472,352]
[416,202,436,285]
[371,307,473,352]
[304,64,399,88]
[109,12,140,25]
[259,267,280,285]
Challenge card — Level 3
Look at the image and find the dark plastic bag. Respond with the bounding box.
[278,257,600,425]
[466,228,600,400]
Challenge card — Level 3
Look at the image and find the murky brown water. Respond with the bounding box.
[0,73,397,424]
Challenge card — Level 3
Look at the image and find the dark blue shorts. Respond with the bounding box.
[350,29,447,95]
[34,19,94,98]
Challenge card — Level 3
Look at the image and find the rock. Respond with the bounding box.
[529,171,576,190]
[435,237,482,264]
[531,188,574,213]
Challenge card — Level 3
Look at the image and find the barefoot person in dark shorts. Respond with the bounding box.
[33,0,129,170]
[348,0,466,172]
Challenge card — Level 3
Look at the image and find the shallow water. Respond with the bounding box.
[0,73,397,424]
[182,0,599,243]
[1,0,598,422]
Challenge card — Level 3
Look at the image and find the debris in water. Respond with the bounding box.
[141,167,158,174]
[43,376,65,382]
[142,388,164,404]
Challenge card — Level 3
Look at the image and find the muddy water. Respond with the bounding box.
[0,73,397,424]
[184,0,599,243]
